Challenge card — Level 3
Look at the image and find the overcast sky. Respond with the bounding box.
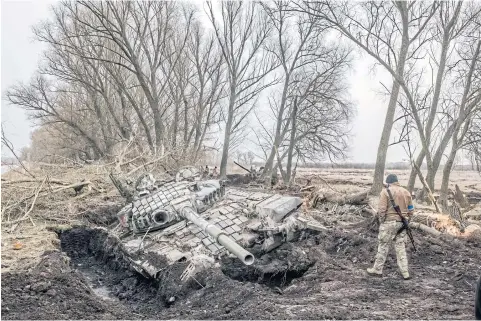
[1,0,414,164]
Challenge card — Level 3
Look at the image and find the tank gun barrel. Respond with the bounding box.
[233,161,251,173]
[180,206,254,265]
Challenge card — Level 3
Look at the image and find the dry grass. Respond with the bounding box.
[1,223,60,273]
[1,164,119,225]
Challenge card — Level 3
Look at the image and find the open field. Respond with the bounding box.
[295,168,481,194]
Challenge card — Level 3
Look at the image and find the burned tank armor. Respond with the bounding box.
[110,170,326,281]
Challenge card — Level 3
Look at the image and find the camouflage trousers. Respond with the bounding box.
[372,221,409,278]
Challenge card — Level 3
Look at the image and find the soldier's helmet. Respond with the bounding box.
[386,174,398,184]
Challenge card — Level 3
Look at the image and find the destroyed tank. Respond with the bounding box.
[109,166,325,282]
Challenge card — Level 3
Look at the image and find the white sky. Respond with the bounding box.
[1,0,410,164]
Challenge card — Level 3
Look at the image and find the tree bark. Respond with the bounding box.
[312,190,369,208]
[371,80,403,195]
[439,152,455,209]
[286,98,298,183]
[407,6,459,195]
[263,76,290,178]
[412,159,441,213]
[371,3,410,195]
[220,85,236,178]
[408,150,425,192]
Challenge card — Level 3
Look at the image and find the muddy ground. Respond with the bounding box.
[2,167,481,320]
[2,213,481,320]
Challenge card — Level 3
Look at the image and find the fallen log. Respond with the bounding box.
[300,185,316,192]
[300,174,340,192]
[1,178,68,186]
[322,190,369,206]
[466,191,481,204]
[409,222,442,237]
[311,190,369,209]
[467,219,481,227]
[465,212,481,218]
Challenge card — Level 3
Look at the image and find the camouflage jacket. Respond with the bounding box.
[378,183,414,222]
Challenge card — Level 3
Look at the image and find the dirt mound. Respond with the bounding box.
[1,250,136,320]
[2,221,480,320]
[221,236,317,288]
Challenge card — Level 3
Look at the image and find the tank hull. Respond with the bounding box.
[109,168,325,281]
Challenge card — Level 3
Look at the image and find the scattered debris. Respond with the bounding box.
[1,164,480,320]
[12,242,23,250]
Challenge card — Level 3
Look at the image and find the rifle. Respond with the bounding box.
[233,161,251,173]
[385,185,417,252]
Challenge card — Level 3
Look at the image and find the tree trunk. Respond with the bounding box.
[286,98,298,183]
[153,111,165,154]
[439,151,456,209]
[371,80,403,195]
[440,41,481,206]
[371,15,409,195]
[425,167,436,193]
[408,150,425,192]
[183,97,189,151]
[412,159,441,213]
[416,34,452,195]
[172,98,180,148]
[263,77,290,178]
[220,86,236,178]
[115,82,155,152]
[423,123,457,191]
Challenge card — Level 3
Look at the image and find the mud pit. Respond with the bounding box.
[2,214,480,320]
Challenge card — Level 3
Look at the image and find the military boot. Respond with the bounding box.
[366,267,382,277]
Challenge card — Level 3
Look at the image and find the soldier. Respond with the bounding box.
[367,174,414,280]
[212,166,218,177]
[203,165,209,178]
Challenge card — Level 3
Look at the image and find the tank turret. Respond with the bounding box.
[109,167,326,280]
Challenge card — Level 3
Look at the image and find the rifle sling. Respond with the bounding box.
[386,187,405,220]
[386,187,408,235]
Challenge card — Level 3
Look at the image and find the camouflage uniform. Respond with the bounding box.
[368,181,414,279]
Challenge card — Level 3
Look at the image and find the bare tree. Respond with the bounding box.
[40,1,194,153]
[1,126,36,177]
[296,1,438,194]
[206,1,278,178]
[183,22,226,162]
[439,39,481,206]
[406,2,481,194]
[6,75,109,159]
[7,1,229,164]
[280,57,353,184]
[251,2,353,186]
[464,112,481,173]
[259,1,330,179]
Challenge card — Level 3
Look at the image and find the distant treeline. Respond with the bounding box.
[250,161,477,171]
[294,163,477,171]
